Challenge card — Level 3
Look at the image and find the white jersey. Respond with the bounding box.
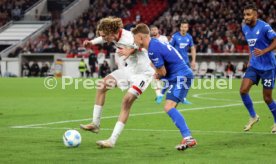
[91,29,154,75]
[156,35,169,43]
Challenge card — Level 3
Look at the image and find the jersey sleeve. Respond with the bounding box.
[162,36,169,43]
[116,31,138,49]
[169,34,176,47]
[149,45,164,69]
[91,37,106,45]
[263,24,276,40]
[189,35,194,47]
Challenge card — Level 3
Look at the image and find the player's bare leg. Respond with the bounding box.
[263,88,276,133]
[164,100,197,150]
[80,75,117,133]
[263,88,273,106]
[96,92,137,148]
[240,78,260,131]
[240,78,254,98]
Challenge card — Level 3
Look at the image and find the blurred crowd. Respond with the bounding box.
[14,0,127,57]
[6,0,276,57]
[153,0,276,53]
[0,0,39,26]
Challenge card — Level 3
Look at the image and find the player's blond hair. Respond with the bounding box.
[96,17,123,35]
[131,23,150,35]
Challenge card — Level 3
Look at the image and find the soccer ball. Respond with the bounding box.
[63,130,81,147]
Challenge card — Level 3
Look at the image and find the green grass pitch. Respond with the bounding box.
[0,78,276,164]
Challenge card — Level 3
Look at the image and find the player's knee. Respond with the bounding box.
[240,87,249,95]
[97,77,116,93]
[164,104,173,112]
[263,95,273,104]
[97,83,109,93]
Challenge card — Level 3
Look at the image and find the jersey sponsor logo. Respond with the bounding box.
[256,30,260,35]
[247,39,257,47]
[179,43,188,49]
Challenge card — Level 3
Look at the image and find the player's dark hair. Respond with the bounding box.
[180,20,189,25]
[150,25,158,29]
[244,4,257,12]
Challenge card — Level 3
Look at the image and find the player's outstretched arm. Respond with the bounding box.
[253,38,276,56]
[83,37,105,48]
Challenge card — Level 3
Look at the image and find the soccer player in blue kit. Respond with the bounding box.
[169,20,196,104]
[240,4,276,133]
[155,20,196,104]
[131,23,197,150]
[170,20,196,69]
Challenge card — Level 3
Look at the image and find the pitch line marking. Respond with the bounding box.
[192,91,261,102]
[192,91,241,102]
[10,101,264,129]
[9,126,273,135]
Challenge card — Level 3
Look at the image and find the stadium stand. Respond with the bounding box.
[0,0,40,26]
[12,0,127,57]
[152,0,276,53]
[10,0,274,57]
[122,0,168,24]
[1,0,275,77]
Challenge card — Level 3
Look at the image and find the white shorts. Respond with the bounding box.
[109,69,153,97]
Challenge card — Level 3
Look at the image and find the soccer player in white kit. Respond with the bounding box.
[80,17,154,148]
[150,25,169,43]
[150,25,169,103]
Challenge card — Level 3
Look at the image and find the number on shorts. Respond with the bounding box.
[139,81,145,88]
[167,85,173,93]
[264,79,272,87]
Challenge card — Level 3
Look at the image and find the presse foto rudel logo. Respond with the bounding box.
[43,76,233,90]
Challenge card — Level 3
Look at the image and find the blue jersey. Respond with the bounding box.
[148,38,193,82]
[170,32,194,65]
[242,19,276,71]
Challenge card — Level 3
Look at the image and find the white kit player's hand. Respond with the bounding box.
[117,48,134,60]
[83,40,93,48]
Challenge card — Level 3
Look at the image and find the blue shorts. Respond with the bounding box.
[243,66,276,89]
[165,77,192,103]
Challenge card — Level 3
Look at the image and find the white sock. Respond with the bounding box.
[184,136,192,140]
[109,121,125,144]
[92,105,103,126]
[155,89,161,97]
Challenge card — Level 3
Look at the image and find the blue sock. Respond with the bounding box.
[167,108,191,138]
[268,101,276,123]
[241,94,256,118]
